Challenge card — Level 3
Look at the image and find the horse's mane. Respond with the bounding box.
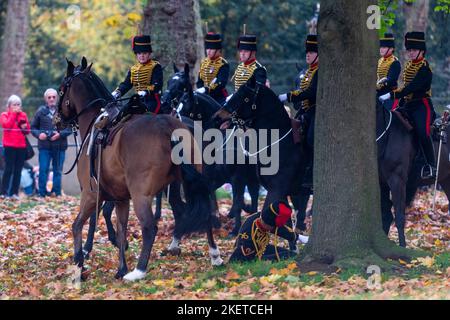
[85,70,113,101]
[197,93,221,112]
[256,83,291,120]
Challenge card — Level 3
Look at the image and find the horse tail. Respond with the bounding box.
[170,135,220,236]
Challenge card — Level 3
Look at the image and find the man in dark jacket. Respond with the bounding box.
[31,88,71,197]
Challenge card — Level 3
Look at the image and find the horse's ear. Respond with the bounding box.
[184,63,190,76]
[66,58,75,76]
[85,62,93,74]
[173,63,179,73]
[81,57,88,71]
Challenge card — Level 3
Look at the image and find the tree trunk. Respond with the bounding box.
[299,0,424,271]
[403,0,430,32]
[0,0,29,108]
[142,0,203,84]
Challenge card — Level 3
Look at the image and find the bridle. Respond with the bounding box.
[57,70,108,128]
[228,83,261,129]
[162,73,190,112]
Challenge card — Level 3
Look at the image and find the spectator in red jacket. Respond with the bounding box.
[0,95,30,199]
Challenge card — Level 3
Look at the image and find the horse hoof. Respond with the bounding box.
[115,269,128,280]
[168,247,182,256]
[80,267,90,281]
[211,257,224,266]
[123,269,146,281]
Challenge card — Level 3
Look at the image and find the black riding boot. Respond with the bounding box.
[421,137,437,178]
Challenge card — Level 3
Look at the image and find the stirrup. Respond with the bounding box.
[421,164,436,179]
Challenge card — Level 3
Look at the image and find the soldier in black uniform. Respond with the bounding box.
[231,34,267,94]
[112,35,163,114]
[195,32,230,105]
[379,31,436,178]
[376,33,401,106]
[279,34,319,187]
[229,201,298,263]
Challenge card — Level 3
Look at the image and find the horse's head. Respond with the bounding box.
[55,57,112,130]
[161,63,192,113]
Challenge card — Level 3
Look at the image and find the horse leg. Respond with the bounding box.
[167,182,184,255]
[83,212,97,259]
[155,191,163,221]
[206,223,223,266]
[124,196,157,281]
[229,178,245,237]
[292,188,310,232]
[245,179,260,214]
[102,201,119,248]
[72,194,100,278]
[114,200,129,279]
[388,178,407,247]
[438,178,450,215]
[380,183,394,235]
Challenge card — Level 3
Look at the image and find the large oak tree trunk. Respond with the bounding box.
[403,0,430,32]
[0,0,29,108]
[142,0,203,84]
[299,0,424,270]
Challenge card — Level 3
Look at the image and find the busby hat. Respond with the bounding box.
[380,33,395,48]
[305,34,318,53]
[405,31,426,52]
[132,35,152,53]
[237,34,257,51]
[205,32,222,50]
[260,201,292,228]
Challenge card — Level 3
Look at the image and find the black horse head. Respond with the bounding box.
[177,89,222,128]
[217,72,289,130]
[160,63,192,113]
[55,57,112,130]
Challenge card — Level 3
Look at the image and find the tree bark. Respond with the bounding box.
[0,0,29,108]
[403,0,430,32]
[142,0,203,84]
[299,0,425,271]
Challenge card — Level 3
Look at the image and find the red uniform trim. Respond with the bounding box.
[154,93,161,114]
[423,98,431,137]
[244,58,256,66]
[391,99,399,111]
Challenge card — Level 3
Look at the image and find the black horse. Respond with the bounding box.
[214,74,308,237]
[161,64,261,236]
[377,102,450,247]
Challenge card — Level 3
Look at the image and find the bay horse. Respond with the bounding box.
[160,64,261,235]
[213,74,308,239]
[55,57,222,281]
[377,102,450,247]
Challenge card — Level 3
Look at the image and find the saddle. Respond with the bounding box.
[392,110,413,132]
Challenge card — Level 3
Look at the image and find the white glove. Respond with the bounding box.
[225,94,233,103]
[111,90,120,99]
[138,90,147,97]
[378,93,391,103]
[195,87,206,94]
[377,77,388,86]
[278,94,288,102]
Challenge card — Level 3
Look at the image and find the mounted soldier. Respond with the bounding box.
[379,31,436,178]
[376,32,401,108]
[279,34,319,188]
[195,32,230,105]
[231,32,267,93]
[112,35,163,114]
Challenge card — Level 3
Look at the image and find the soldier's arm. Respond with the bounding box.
[254,67,267,86]
[288,71,318,106]
[385,60,401,90]
[392,65,432,100]
[116,70,133,96]
[149,63,163,93]
[209,63,230,93]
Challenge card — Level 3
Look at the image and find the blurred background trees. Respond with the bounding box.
[0,0,448,114]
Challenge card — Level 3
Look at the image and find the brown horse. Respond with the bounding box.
[55,58,222,281]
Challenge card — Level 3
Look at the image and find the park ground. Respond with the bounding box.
[0,189,449,300]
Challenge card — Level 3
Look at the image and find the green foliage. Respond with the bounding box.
[23,0,143,112]
[434,0,450,13]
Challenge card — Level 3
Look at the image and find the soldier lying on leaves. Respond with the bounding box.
[229,200,299,262]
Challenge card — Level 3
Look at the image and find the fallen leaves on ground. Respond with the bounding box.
[0,188,449,300]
